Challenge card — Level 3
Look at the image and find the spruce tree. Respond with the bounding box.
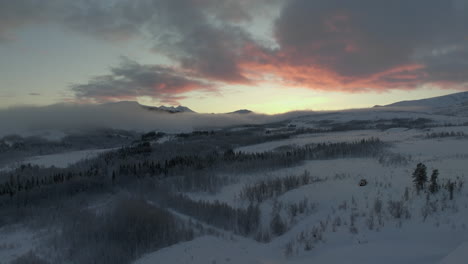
[412,163,427,193]
[429,169,439,193]
[448,180,455,200]
[270,213,286,236]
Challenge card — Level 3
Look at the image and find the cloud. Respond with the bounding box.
[0,102,302,137]
[141,0,257,83]
[264,0,468,90]
[0,0,146,43]
[0,0,50,42]
[71,58,216,104]
[2,0,468,95]
[0,0,263,82]
[0,0,272,85]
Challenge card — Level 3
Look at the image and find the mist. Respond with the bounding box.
[0,102,309,138]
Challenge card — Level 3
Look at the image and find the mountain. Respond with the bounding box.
[143,105,195,113]
[227,109,253,114]
[101,101,195,113]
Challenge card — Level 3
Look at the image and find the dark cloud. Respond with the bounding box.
[273,0,468,85]
[416,41,468,85]
[138,0,271,83]
[0,0,50,42]
[0,0,139,42]
[145,0,251,83]
[0,0,267,82]
[2,0,468,96]
[71,58,215,104]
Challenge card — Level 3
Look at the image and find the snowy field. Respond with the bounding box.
[0,148,115,171]
[237,126,468,154]
[21,148,115,168]
[0,226,38,264]
[137,124,468,264]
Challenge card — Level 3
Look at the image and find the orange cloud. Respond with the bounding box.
[238,43,433,92]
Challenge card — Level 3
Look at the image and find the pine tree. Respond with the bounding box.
[447,180,455,200]
[429,169,439,193]
[112,171,116,184]
[270,213,286,236]
[412,163,427,193]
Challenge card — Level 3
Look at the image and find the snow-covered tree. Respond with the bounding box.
[412,163,427,193]
[429,169,439,193]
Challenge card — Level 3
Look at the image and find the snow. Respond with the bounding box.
[157,105,195,113]
[385,91,468,109]
[0,226,37,263]
[439,242,468,264]
[134,236,276,264]
[0,148,112,171]
[392,139,468,159]
[236,128,415,154]
[289,109,468,129]
[156,124,468,264]
[21,148,115,168]
[134,224,467,264]
[237,125,468,154]
[303,224,460,264]
[155,135,175,144]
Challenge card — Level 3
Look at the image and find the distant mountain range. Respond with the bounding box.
[100,101,195,114]
[100,101,256,115]
[141,105,195,113]
[101,91,468,116]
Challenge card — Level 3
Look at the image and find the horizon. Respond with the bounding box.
[1,90,466,116]
[1,1,468,115]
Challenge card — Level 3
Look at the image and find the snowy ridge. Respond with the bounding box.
[145,105,195,113]
[383,92,468,109]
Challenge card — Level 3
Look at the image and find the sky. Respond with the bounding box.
[0,0,467,114]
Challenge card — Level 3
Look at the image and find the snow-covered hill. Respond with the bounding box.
[376,92,468,116]
[133,125,468,264]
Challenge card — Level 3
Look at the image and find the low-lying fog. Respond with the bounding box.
[0,102,309,137]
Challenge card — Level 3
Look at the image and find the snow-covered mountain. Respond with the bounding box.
[143,105,195,113]
[375,91,468,116]
[385,91,468,108]
[227,109,253,114]
[101,101,195,113]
